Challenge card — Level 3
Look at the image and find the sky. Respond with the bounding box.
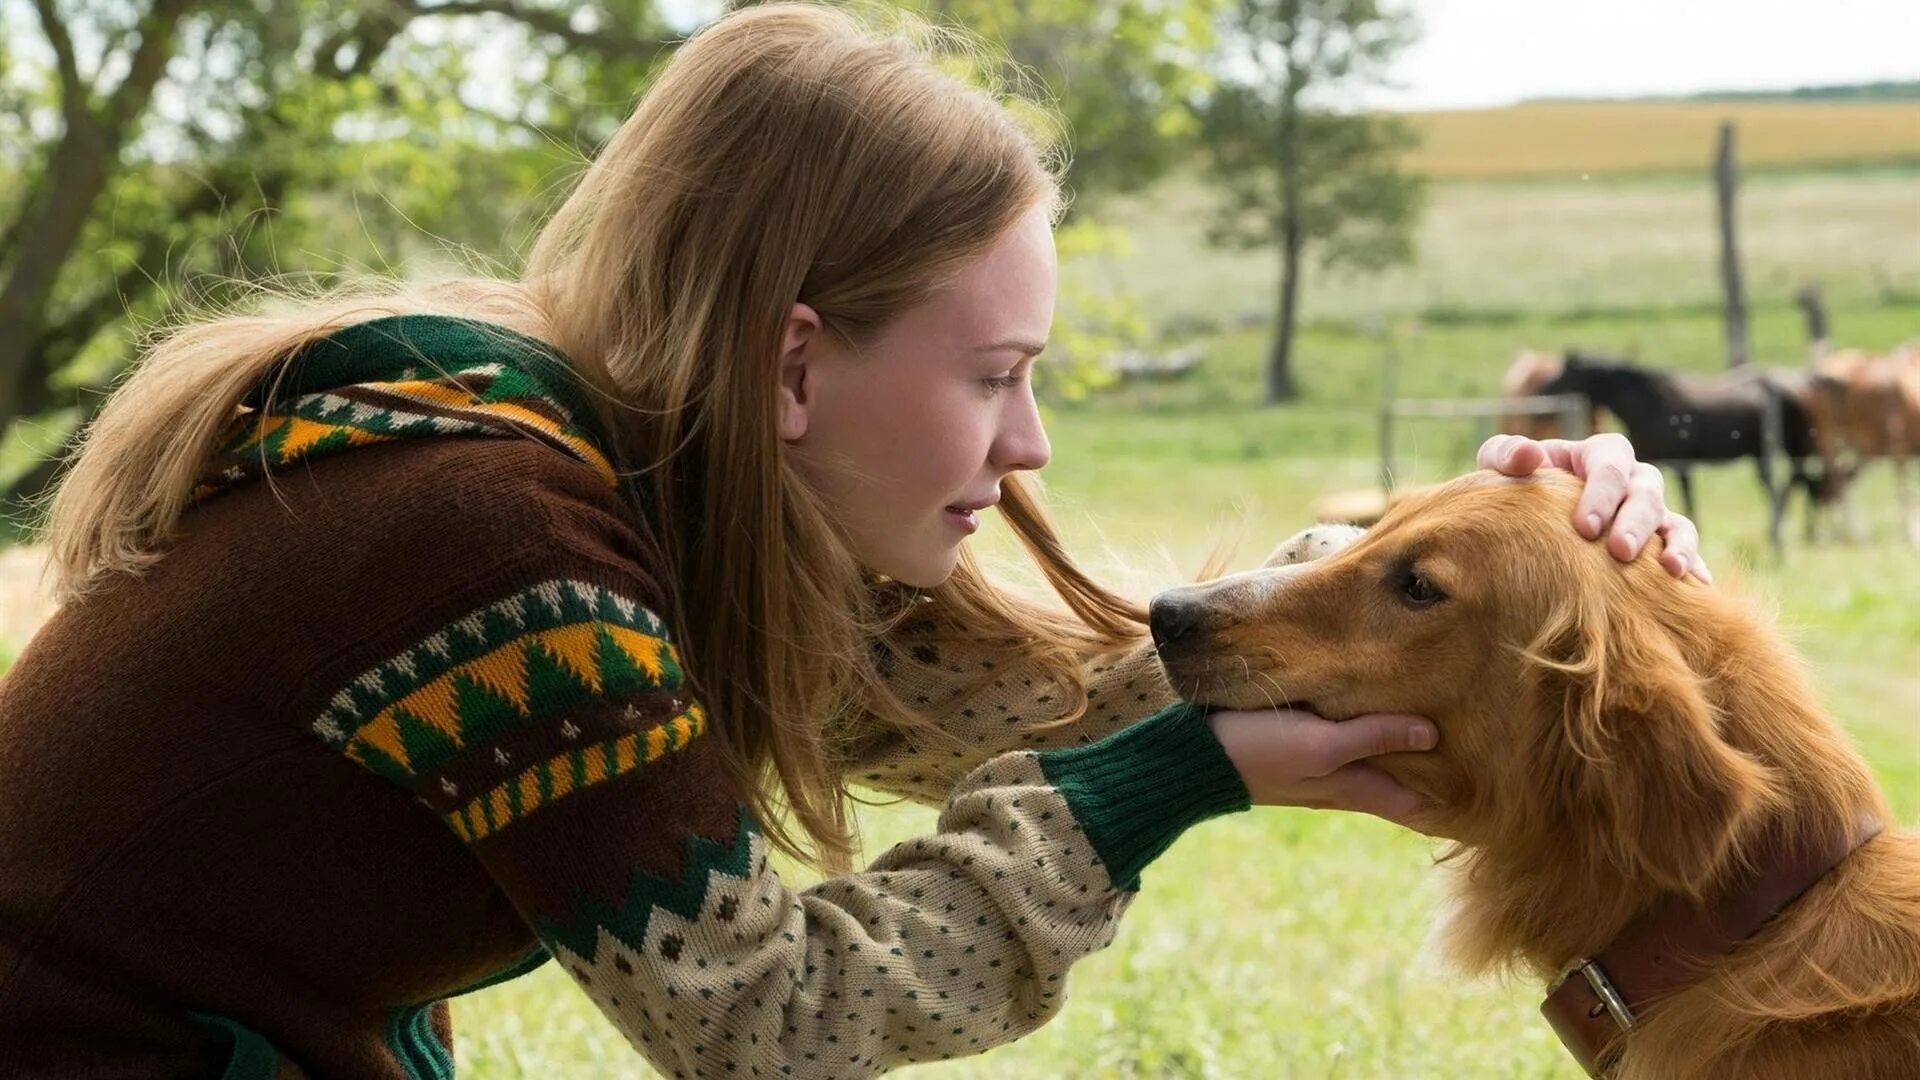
[660,0,1920,110]
[5,0,1917,117]
[1353,0,1920,110]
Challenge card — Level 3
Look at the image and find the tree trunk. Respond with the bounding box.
[0,0,194,420]
[1268,203,1302,403]
[1714,121,1749,369]
[1266,4,1305,405]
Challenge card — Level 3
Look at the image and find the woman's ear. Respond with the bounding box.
[777,302,823,442]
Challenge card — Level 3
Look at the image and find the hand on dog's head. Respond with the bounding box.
[1146,470,1884,974]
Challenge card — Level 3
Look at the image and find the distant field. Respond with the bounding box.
[447,162,1920,1077]
[1401,101,1920,180]
[2,131,1913,1076]
[453,312,1920,1077]
[1079,167,1920,330]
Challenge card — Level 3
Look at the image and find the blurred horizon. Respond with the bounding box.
[646,0,1920,110]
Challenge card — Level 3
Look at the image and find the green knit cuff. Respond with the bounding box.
[1036,701,1250,891]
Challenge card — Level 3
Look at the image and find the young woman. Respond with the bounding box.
[0,5,1702,1076]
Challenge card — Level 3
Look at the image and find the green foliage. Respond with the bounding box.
[0,0,1229,494]
[913,0,1224,205]
[1205,103,1424,271]
[1198,0,1425,271]
[1041,216,1142,403]
[0,0,688,507]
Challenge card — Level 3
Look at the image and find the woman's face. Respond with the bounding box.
[780,204,1056,587]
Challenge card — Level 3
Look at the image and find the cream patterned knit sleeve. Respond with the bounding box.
[850,607,1178,807]
[850,525,1366,807]
[306,558,1248,1077]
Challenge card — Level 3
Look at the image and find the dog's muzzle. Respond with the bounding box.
[1148,588,1213,657]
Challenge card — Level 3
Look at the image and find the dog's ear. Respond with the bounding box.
[1527,595,1776,896]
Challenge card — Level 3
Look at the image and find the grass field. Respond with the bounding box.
[451,334,1920,1077]
[1400,101,1920,181]
[0,111,1911,1076]
[1077,166,1920,329]
[447,166,1920,1077]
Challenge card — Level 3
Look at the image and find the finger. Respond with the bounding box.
[1287,763,1436,829]
[1476,434,1517,470]
[1530,437,1585,472]
[1479,434,1547,476]
[1655,516,1689,578]
[1301,712,1438,776]
[1606,463,1668,561]
[1571,435,1640,539]
[1656,510,1701,580]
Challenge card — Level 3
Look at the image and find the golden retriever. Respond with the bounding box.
[1149,469,1920,1079]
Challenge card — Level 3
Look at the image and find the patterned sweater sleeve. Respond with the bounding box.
[849,523,1367,807]
[307,510,1248,1076]
[850,601,1180,807]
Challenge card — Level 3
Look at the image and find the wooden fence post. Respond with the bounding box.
[1716,121,1750,369]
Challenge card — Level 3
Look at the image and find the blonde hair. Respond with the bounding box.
[40,2,1145,869]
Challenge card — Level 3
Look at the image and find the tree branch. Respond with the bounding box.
[0,172,45,271]
[410,0,676,63]
[99,0,197,140]
[30,0,92,125]
[315,2,419,80]
[0,0,197,420]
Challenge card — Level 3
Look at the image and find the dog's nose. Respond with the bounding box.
[1149,592,1210,653]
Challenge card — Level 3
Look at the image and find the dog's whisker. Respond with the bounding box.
[1251,670,1292,713]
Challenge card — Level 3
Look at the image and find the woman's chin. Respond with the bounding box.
[864,545,962,590]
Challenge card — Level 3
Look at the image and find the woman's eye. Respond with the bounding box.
[1401,571,1445,607]
[981,373,1023,395]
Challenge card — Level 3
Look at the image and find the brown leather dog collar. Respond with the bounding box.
[1541,808,1885,1076]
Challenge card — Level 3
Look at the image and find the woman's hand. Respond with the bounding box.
[1207,707,1443,836]
[1478,432,1711,583]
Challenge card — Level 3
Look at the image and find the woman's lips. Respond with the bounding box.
[944,506,980,533]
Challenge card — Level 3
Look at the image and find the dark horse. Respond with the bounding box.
[1536,352,1826,547]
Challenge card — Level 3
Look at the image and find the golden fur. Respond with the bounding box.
[1155,470,1920,1078]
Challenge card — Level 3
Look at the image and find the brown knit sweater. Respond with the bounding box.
[0,315,1245,1078]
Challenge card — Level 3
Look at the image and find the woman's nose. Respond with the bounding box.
[992,392,1052,473]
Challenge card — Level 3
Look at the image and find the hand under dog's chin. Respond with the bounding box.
[1161,665,1327,717]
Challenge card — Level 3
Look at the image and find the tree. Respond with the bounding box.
[922,0,1221,206]
[0,0,679,514]
[0,0,1229,509]
[1198,0,1422,403]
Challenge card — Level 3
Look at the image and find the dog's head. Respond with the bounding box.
[1151,471,1802,952]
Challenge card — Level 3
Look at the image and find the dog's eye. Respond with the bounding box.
[1399,570,1446,607]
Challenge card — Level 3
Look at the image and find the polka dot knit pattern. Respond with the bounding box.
[158,314,1251,1077]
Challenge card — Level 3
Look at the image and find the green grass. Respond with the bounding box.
[452,170,1920,1077]
[453,432,1920,1078]
[1077,167,1920,331]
